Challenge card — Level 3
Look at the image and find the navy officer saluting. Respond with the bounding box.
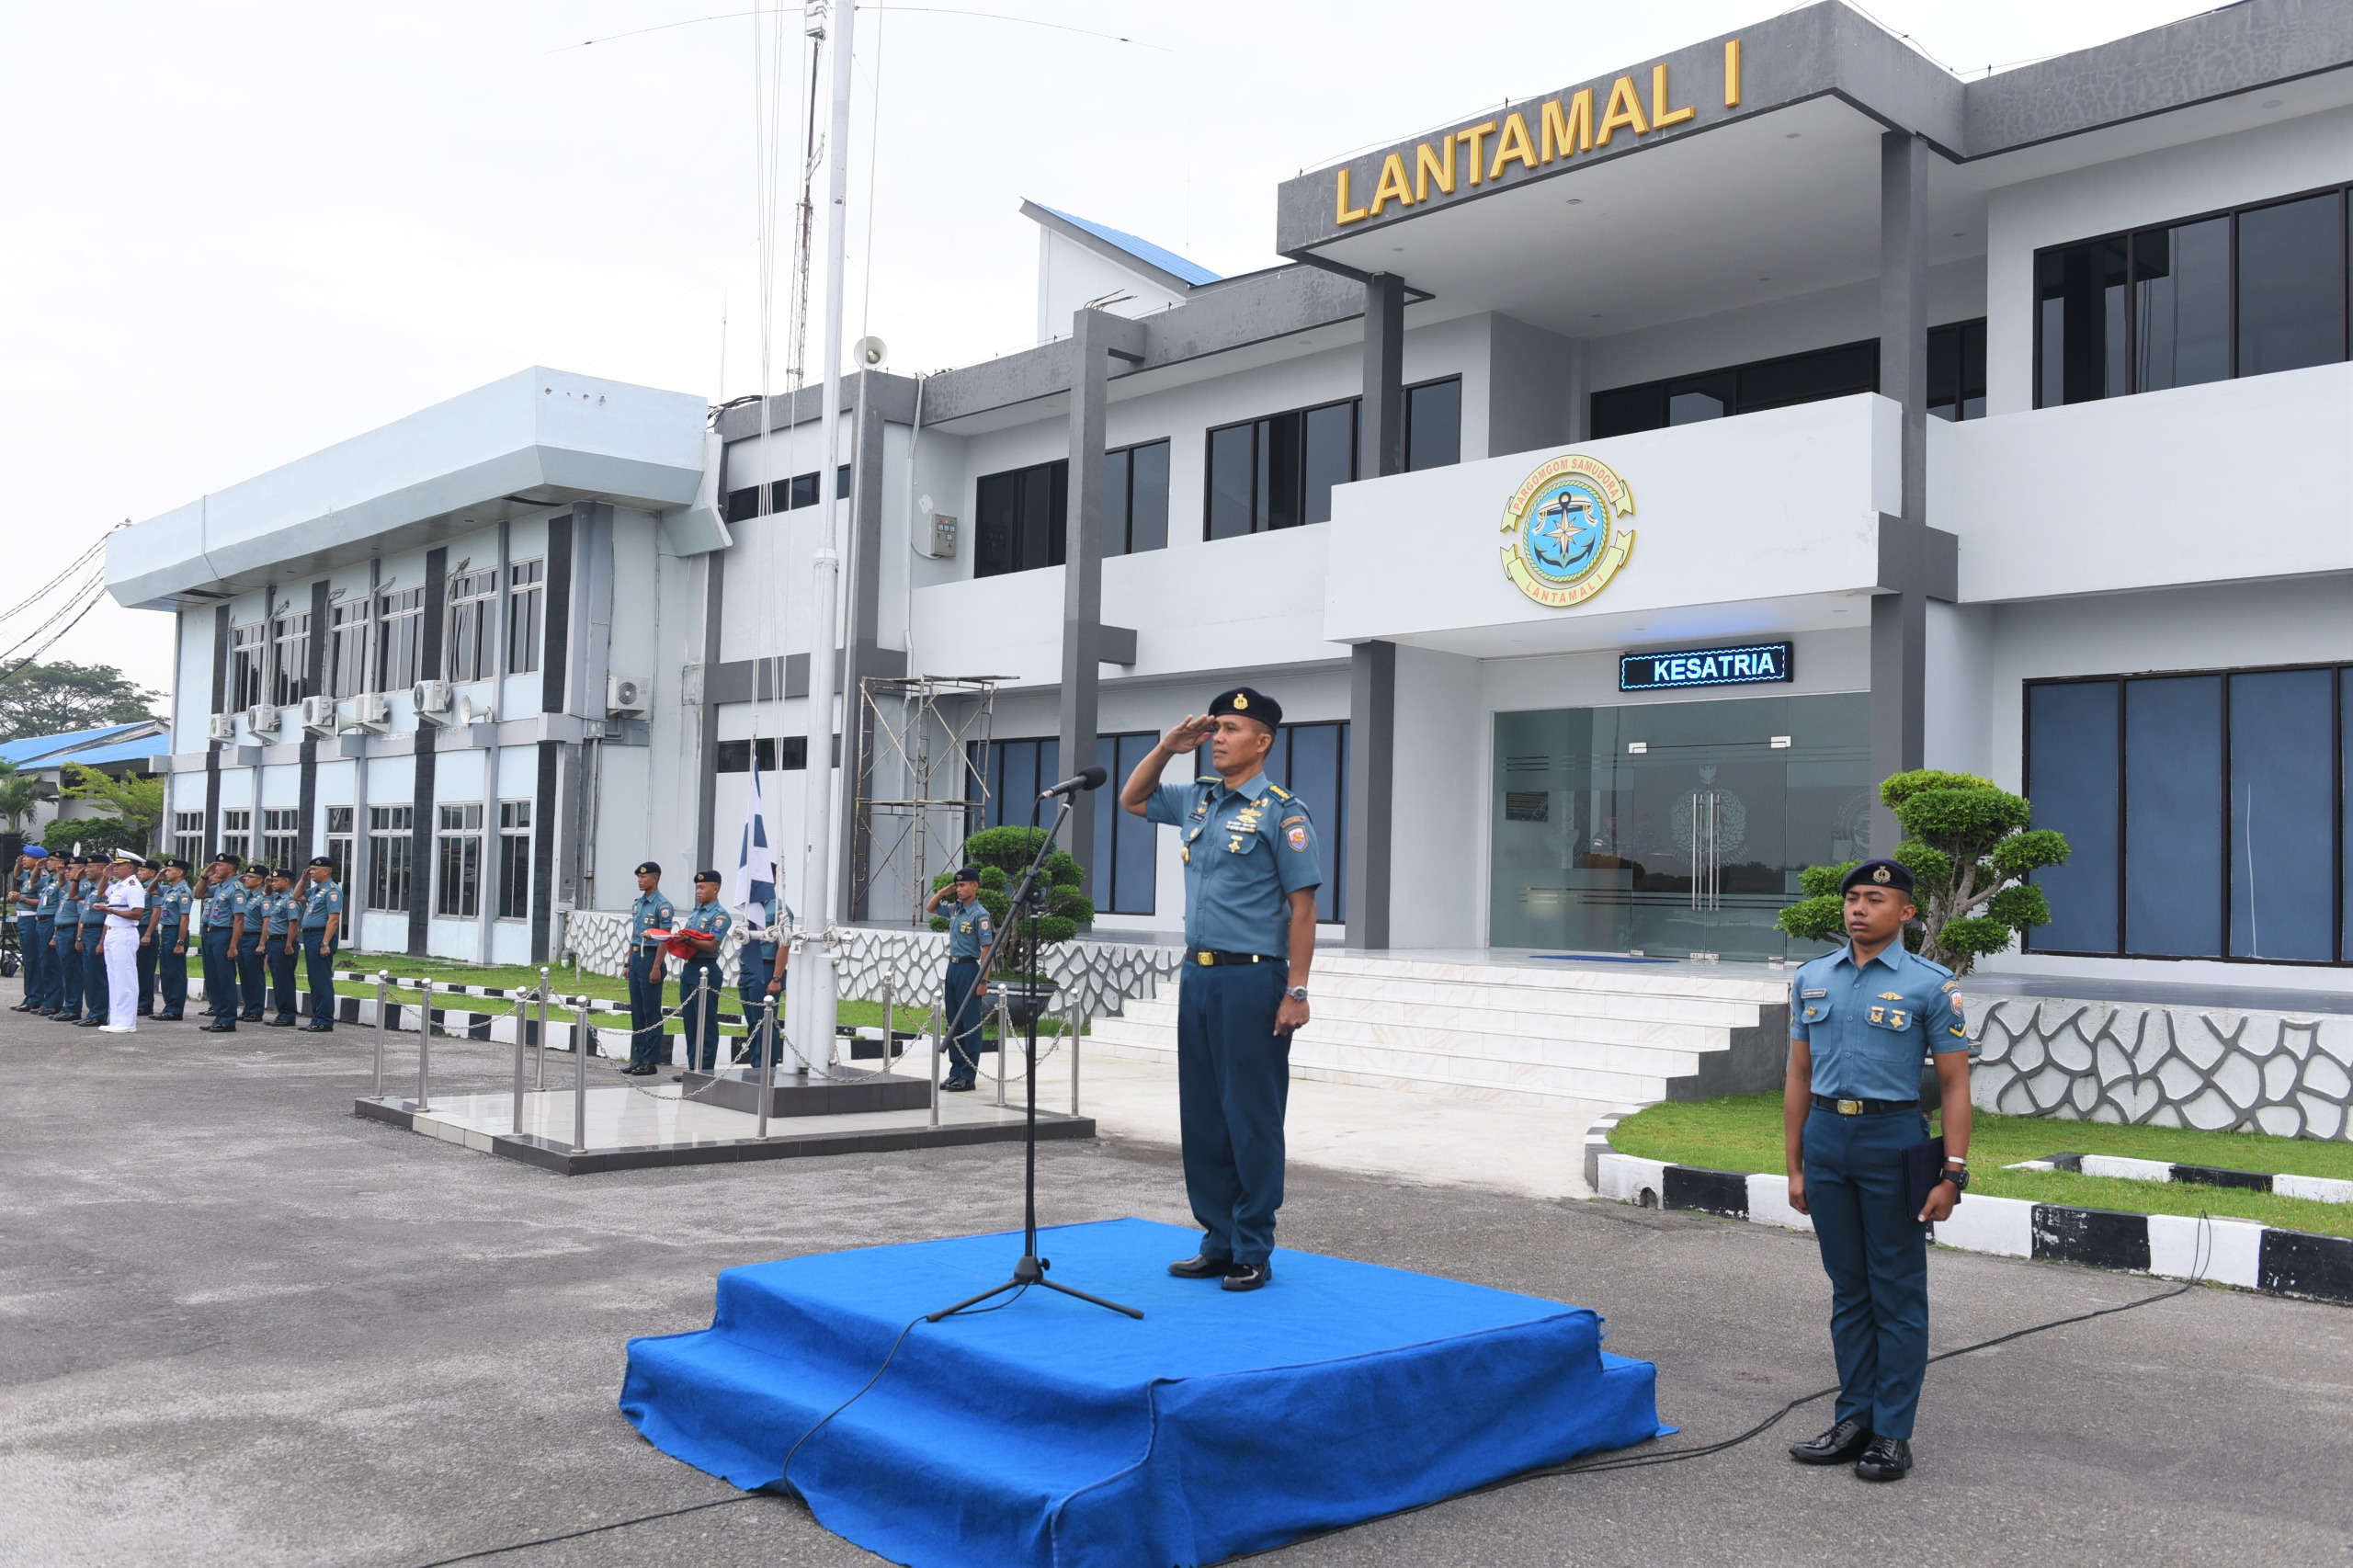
[1783,858,1971,1483]
[925,866,991,1092]
[1120,686,1322,1294]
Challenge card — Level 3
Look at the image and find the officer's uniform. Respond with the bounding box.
[199,869,244,1027]
[1790,863,1965,1448]
[233,879,268,1020]
[940,887,992,1089]
[51,868,86,1020]
[298,865,344,1029]
[152,869,194,1018]
[734,893,788,1070]
[260,878,301,1024]
[99,860,146,1032]
[676,885,732,1074]
[625,870,676,1074]
[76,869,110,1026]
[30,865,61,1013]
[1142,687,1324,1277]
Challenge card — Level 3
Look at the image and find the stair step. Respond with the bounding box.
[1111,994,1731,1050]
[1089,1036,1677,1107]
[1089,1015,1710,1077]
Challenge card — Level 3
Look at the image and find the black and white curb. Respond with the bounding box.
[1589,1124,2353,1307]
[2011,1152,2353,1206]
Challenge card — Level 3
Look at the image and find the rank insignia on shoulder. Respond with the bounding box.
[1267,783,1290,800]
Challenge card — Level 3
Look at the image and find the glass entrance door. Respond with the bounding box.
[1490,692,1871,961]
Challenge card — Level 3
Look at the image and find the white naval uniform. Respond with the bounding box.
[102,876,146,1032]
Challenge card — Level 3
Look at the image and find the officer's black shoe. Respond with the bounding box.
[301,1022,333,1032]
[265,1017,295,1028]
[1790,1419,1874,1465]
[76,1017,107,1028]
[201,1020,237,1033]
[241,1012,265,1022]
[1220,1261,1271,1292]
[159,1013,184,1021]
[1852,1437,1912,1482]
[1166,1254,1233,1280]
[941,1078,974,1093]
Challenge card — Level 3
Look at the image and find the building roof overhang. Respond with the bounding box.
[107,368,722,612]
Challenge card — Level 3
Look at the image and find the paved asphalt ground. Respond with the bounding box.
[4,1012,2349,1568]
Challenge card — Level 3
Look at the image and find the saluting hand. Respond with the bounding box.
[1159,714,1214,753]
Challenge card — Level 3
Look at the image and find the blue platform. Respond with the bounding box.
[621,1218,1665,1567]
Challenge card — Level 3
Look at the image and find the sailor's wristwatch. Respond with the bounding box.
[1285,986,1309,1002]
[1941,1161,1971,1191]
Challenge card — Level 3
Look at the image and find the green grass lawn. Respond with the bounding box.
[1610,1091,2353,1239]
[326,952,1076,1039]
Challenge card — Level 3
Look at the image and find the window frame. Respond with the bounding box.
[324,806,355,890]
[2031,182,2352,410]
[227,622,267,712]
[1404,375,1462,472]
[435,802,484,919]
[2022,659,2348,966]
[270,610,311,706]
[1589,336,1895,438]
[972,458,1070,579]
[506,559,544,676]
[368,805,415,912]
[329,599,371,699]
[1104,438,1172,557]
[172,810,205,868]
[1201,395,1363,541]
[374,588,426,694]
[220,807,252,864]
[495,800,532,920]
[444,567,498,685]
[259,808,300,872]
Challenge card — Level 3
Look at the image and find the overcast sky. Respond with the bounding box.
[2,0,2208,702]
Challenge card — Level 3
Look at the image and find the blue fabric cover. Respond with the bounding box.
[621,1218,1665,1567]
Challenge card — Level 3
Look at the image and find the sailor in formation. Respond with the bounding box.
[623,863,676,1076]
[199,856,245,1031]
[298,858,344,1032]
[926,868,992,1092]
[10,848,52,1014]
[259,867,301,1026]
[147,859,194,1020]
[676,871,733,1075]
[1120,687,1323,1295]
[232,863,268,1023]
[75,857,110,1028]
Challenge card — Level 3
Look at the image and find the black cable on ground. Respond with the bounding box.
[409,1221,2210,1567]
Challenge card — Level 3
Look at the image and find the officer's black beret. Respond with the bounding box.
[1209,686,1282,731]
[308,856,335,869]
[165,858,190,870]
[1840,858,1915,896]
[211,853,242,868]
[693,869,722,885]
[636,860,662,876]
[272,867,297,880]
[953,865,982,881]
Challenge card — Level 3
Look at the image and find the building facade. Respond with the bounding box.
[111,2,2353,994]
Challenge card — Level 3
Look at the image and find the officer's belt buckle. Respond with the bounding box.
[1836,1098,1863,1116]
[1197,950,1214,966]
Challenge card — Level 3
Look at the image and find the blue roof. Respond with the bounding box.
[1034,205,1221,288]
[0,722,163,769]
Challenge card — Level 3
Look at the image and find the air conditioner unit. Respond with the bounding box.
[351,691,392,731]
[606,675,648,716]
[207,713,237,743]
[413,679,455,724]
[300,695,338,736]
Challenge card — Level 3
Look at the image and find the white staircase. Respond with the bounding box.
[1088,952,1790,1108]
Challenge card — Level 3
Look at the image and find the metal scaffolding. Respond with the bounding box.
[850,675,999,924]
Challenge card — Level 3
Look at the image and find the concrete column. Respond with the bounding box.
[1348,274,1407,947]
[1344,640,1395,949]
[1871,131,1931,852]
[1058,310,1144,901]
[838,372,893,920]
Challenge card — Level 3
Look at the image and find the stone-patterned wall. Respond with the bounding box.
[1971,996,2353,1142]
[562,911,1185,1018]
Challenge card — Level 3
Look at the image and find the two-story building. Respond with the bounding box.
[111,1,2353,994]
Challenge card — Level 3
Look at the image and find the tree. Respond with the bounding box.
[0,661,165,741]
[927,824,1096,966]
[1776,770,2069,975]
[38,813,149,859]
[63,762,164,849]
[0,763,49,835]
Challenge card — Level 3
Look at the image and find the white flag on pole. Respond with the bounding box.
[731,767,785,929]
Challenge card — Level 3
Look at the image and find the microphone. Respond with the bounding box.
[1039,765,1109,799]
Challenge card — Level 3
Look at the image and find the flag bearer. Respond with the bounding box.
[734,887,788,1071]
[199,856,244,1031]
[1782,858,1972,1483]
[622,863,675,1077]
[924,868,991,1092]
[1120,687,1323,1295]
[298,857,344,1032]
[676,871,732,1074]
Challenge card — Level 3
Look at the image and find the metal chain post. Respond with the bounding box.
[535,966,551,1092]
[928,1002,942,1129]
[510,983,528,1136]
[372,970,390,1099]
[1068,987,1083,1117]
[878,978,894,1078]
[416,976,433,1111]
[993,993,1011,1108]
[574,994,589,1152]
[756,997,775,1141]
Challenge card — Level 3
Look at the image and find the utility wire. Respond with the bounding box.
[551,5,1169,55]
[0,541,107,628]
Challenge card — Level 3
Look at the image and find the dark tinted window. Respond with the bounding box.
[1589,382,1664,438]
[1302,402,1355,524]
[716,736,809,772]
[1206,398,1360,539]
[2123,675,2222,957]
[2131,217,2231,392]
[1123,440,1169,552]
[2238,191,2346,378]
[2228,668,2336,960]
[1591,340,1885,437]
[972,460,1068,578]
[1405,378,1461,470]
[1206,423,1255,540]
[1739,342,1876,411]
[1927,318,1987,421]
[2026,679,2120,954]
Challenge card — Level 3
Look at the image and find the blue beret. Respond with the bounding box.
[1840,858,1915,895]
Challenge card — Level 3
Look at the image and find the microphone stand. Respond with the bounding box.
[926,784,1141,1323]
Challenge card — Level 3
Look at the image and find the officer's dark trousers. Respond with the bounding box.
[81,934,108,1024]
[679,956,723,1072]
[301,930,336,1024]
[26,919,52,1007]
[237,937,267,1017]
[1175,960,1293,1267]
[202,929,238,1018]
[54,931,83,1017]
[737,954,779,1070]
[626,947,665,1069]
[942,959,983,1084]
[267,937,299,1021]
[1804,1105,1933,1440]
[135,936,157,1015]
[157,935,188,1017]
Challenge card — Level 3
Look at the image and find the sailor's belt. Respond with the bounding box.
[1190,949,1283,966]
[1813,1095,1922,1116]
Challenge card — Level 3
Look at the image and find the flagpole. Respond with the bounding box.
[790,0,854,1081]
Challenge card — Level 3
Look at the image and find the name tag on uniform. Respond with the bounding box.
[1801,988,1827,999]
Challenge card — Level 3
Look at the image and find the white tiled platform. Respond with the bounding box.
[1090,951,1790,1108]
